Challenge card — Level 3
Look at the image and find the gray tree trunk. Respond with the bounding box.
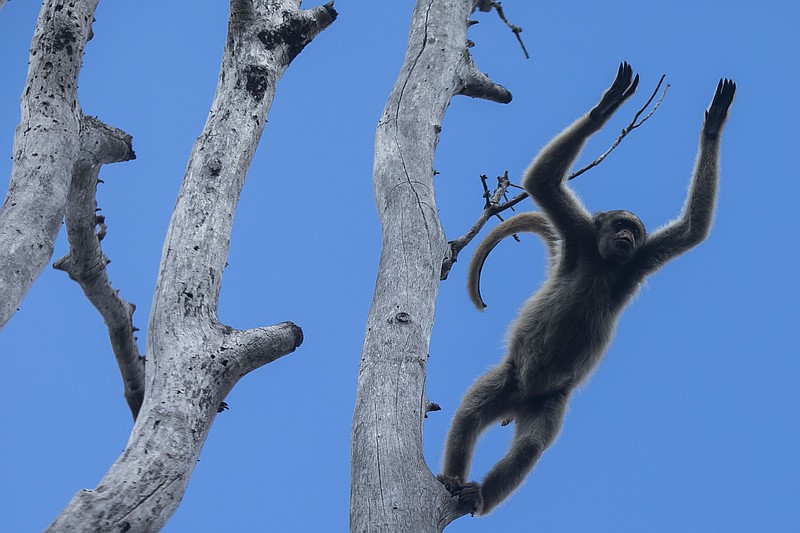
[42,1,336,530]
[349,1,511,532]
[0,0,101,330]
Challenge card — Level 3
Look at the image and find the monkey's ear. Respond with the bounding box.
[592,211,608,226]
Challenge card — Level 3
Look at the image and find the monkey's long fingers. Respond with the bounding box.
[612,62,634,94]
[591,62,638,121]
[713,79,736,111]
[704,78,736,138]
[622,73,640,101]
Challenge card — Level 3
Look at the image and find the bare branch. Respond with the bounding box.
[424,400,442,418]
[223,321,304,375]
[457,50,513,103]
[53,116,143,419]
[568,75,669,180]
[442,172,524,279]
[476,0,530,58]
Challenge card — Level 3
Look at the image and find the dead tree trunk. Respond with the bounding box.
[0,0,111,331]
[44,1,335,530]
[349,1,511,531]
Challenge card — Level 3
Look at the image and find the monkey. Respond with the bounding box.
[438,63,736,516]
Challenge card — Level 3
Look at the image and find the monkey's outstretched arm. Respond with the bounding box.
[523,63,639,235]
[640,79,736,271]
[466,212,558,310]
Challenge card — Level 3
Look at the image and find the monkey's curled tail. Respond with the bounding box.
[467,212,559,310]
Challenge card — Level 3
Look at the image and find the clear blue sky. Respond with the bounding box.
[1,1,798,532]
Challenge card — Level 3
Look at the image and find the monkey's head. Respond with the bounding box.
[594,210,646,264]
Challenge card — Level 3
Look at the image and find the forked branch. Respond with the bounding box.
[441,172,526,279]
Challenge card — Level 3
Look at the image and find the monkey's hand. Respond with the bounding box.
[437,474,484,516]
[703,78,736,140]
[589,62,639,124]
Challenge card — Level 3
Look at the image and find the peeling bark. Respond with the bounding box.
[349,1,510,531]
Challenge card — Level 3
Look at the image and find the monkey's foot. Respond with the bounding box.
[437,475,484,516]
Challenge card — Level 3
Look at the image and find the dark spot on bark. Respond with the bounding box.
[255,5,337,63]
[119,521,131,532]
[244,65,268,101]
[395,312,411,323]
[207,158,222,177]
[53,28,77,56]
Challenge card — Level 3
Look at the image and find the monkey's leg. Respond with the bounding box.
[477,390,569,515]
[441,363,516,484]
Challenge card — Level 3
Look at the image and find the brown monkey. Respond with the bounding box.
[439,64,736,516]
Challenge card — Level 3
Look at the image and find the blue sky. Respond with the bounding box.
[1,1,798,532]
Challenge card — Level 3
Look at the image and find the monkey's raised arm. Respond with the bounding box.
[522,63,639,237]
[467,212,559,310]
[638,79,736,272]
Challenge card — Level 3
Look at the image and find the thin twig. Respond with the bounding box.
[442,173,525,279]
[479,1,530,59]
[568,75,669,180]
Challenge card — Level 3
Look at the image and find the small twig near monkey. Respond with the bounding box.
[474,0,530,59]
[440,74,669,279]
[567,74,669,181]
[441,172,528,280]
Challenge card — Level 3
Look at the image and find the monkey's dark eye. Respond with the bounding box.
[614,220,640,239]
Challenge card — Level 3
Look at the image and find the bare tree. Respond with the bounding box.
[0,0,111,331]
[1,0,335,530]
[350,1,512,531]
[2,0,527,530]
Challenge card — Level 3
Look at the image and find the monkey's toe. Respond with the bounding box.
[456,481,484,516]
[438,475,483,516]
[436,474,460,494]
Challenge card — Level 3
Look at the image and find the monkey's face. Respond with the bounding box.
[594,210,646,264]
